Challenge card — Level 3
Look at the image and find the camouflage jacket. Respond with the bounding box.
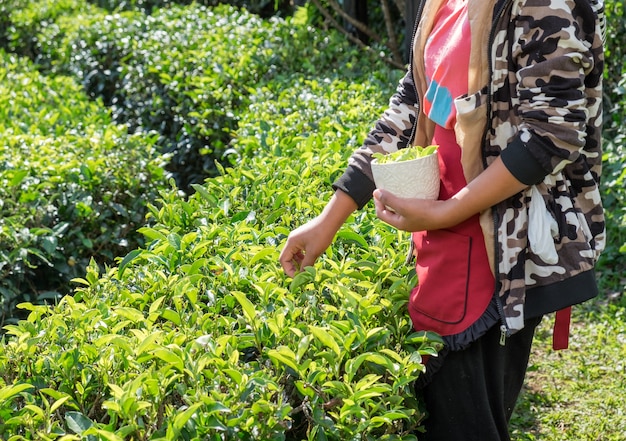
[333,0,606,335]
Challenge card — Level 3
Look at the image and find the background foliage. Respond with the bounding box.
[0,51,168,324]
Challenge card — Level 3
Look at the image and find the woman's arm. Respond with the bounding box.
[373,156,527,232]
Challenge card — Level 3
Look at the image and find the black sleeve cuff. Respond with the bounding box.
[332,166,376,210]
[500,138,548,185]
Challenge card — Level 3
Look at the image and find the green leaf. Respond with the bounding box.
[191,184,218,205]
[365,353,394,371]
[0,383,34,404]
[336,230,369,248]
[50,395,71,413]
[9,169,28,187]
[370,411,411,425]
[267,346,301,373]
[24,404,45,419]
[372,145,438,163]
[152,348,185,373]
[249,247,275,265]
[114,307,145,323]
[167,232,181,250]
[172,402,202,431]
[161,308,181,325]
[117,249,143,278]
[137,227,168,242]
[188,258,208,275]
[309,326,341,357]
[65,411,94,434]
[289,267,315,291]
[232,291,258,324]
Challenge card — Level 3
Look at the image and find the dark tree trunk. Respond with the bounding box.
[404,0,420,63]
[343,0,369,44]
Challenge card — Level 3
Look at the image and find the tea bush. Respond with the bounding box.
[0,71,443,438]
[0,50,168,325]
[2,0,388,193]
[595,0,626,295]
[86,0,291,16]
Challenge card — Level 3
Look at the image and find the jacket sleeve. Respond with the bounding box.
[500,0,604,185]
[332,68,420,209]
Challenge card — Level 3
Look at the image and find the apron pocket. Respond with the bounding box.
[411,228,471,325]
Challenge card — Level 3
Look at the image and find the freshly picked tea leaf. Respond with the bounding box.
[372,145,438,164]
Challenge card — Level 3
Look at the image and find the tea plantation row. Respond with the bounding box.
[0,2,447,439]
[0,0,395,323]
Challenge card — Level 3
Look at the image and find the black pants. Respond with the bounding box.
[417,317,542,441]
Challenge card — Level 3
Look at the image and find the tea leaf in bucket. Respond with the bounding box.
[372,145,438,164]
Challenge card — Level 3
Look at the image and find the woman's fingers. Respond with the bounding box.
[279,242,303,277]
[373,189,451,232]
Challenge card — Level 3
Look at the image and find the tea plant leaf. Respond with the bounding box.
[114,307,145,323]
[267,346,300,373]
[167,232,181,250]
[137,227,168,242]
[84,428,123,441]
[161,308,181,325]
[170,402,202,433]
[0,383,34,403]
[352,387,389,401]
[190,184,218,205]
[296,334,312,361]
[232,291,258,324]
[135,331,163,357]
[152,348,185,373]
[188,258,208,275]
[290,267,316,291]
[336,230,369,248]
[50,395,71,413]
[372,145,438,163]
[9,169,28,187]
[365,353,396,372]
[370,411,411,426]
[265,207,287,225]
[24,404,45,419]
[117,249,142,278]
[344,352,371,383]
[309,326,341,357]
[249,247,275,265]
[65,411,94,435]
[222,369,243,384]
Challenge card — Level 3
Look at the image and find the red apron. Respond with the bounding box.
[408,126,495,336]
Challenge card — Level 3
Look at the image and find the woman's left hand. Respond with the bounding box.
[373,189,457,232]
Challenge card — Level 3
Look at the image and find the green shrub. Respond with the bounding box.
[0,74,439,438]
[86,0,291,17]
[596,0,626,296]
[4,0,393,193]
[1,0,99,62]
[0,50,169,325]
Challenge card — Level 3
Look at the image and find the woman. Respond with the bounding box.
[279,0,606,438]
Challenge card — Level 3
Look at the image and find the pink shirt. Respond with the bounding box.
[409,0,494,337]
[423,0,471,129]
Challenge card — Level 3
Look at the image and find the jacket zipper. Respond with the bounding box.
[405,0,428,266]
[486,0,515,345]
[406,0,427,148]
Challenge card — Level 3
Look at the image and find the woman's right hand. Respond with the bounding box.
[279,216,336,277]
[279,190,358,277]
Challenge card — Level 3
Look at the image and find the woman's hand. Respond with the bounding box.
[373,189,457,232]
[279,216,336,277]
[279,190,357,277]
